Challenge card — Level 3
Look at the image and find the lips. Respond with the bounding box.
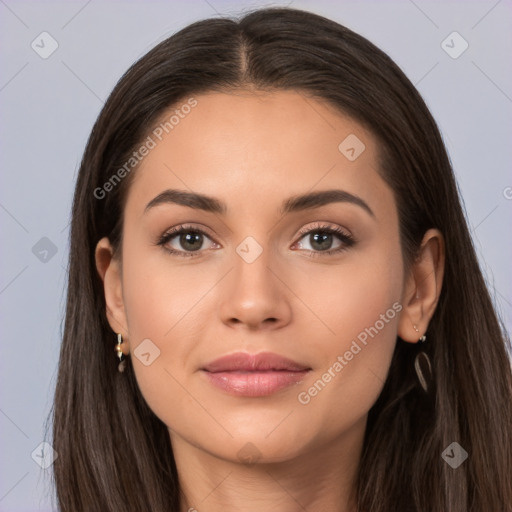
[201,352,311,397]
[202,352,310,373]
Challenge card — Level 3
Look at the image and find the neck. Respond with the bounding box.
[173,418,364,512]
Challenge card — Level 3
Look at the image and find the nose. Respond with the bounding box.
[219,244,292,332]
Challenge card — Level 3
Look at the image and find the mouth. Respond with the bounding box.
[201,352,311,397]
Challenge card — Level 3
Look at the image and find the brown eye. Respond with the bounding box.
[307,231,336,251]
[176,231,204,252]
[157,225,218,257]
[293,224,355,257]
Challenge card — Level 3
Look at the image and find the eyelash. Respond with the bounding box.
[156,222,355,259]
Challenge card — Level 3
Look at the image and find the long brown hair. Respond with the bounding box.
[52,7,512,511]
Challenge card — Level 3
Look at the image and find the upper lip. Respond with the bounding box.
[202,352,311,373]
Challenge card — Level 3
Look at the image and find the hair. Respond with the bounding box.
[51,6,512,512]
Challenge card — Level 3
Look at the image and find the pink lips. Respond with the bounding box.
[201,352,311,397]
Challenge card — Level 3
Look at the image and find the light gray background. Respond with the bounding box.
[1,0,511,510]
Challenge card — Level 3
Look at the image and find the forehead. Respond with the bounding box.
[125,90,393,221]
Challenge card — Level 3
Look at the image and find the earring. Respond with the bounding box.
[116,333,127,373]
[413,324,432,392]
[413,324,427,343]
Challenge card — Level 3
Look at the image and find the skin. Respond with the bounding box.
[96,90,445,512]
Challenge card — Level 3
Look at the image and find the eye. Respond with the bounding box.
[293,222,355,257]
[156,222,355,258]
[156,224,218,257]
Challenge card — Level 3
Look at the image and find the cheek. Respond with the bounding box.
[121,242,217,340]
[292,233,402,347]
[293,240,403,429]
[119,241,228,400]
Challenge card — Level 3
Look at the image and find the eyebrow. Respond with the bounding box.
[144,188,375,218]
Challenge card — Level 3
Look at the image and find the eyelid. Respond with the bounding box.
[156,224,218,255]
[291,221,355,256]
[294,221,352,240]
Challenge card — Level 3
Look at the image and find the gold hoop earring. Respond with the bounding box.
[116,333,127,373]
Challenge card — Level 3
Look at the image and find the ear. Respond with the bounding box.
[95,237,130,354]
[397,228,445,343]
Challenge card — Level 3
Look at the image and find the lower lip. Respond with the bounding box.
[202,370,310,397]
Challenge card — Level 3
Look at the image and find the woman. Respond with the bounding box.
[52,6,512,512]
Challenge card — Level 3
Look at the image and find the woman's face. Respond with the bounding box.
[104,90,409,464]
